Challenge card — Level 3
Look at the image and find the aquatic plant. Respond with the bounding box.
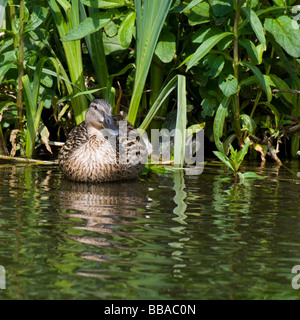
[0,0,300,166]
[213,141,263,183]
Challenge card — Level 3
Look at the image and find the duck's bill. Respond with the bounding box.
[103,114,119,136]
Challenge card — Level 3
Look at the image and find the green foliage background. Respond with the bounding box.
[0,0,300,163]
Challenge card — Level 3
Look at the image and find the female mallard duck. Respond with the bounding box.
[58,99,149,182]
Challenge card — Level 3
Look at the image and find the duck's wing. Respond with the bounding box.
[112,115,150,163]
[58,121,88,164]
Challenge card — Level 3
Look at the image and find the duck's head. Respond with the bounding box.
[85,99,119,138]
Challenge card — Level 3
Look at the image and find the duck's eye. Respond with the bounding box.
[93,105,97,110]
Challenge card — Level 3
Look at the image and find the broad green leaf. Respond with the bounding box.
[213,97,230,153]
[241,61,272,102]
[188,2,210,26]
[185,32,233,70]
[203,54,225,78]
[201,97,218,117]
[211,0,234,17]
[62,12,111,41]
[118,11,136,48]
[80,0,126,8]
[242,7,266,50]
[213,151,235,172]
[264,16,300,57]
[24,4,48,33]
[218,74,238,97]
[103,33,125,55]
[155,31,176,63]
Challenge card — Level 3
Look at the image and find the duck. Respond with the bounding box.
[58,99,150,182]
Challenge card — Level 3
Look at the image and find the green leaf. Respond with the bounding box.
[264,16,300,58]
[138,75,178,132]
[118,11,136,48]
[242,7,266,50]
[186,123,206,136]
[80,3,109,100]
[213,151,235,172]
[174,75,187,168]
[240,114,257,134]
[213,97,230,153]
[211,0,234,17]
[127,0,173,125]
[0,62,15,83]
[241,171,265,180]
[24,4,48,33]
[155,31,176,63]
[236,141,251,170]
[57,88,106,104]
[241,61,272,102]
[203,54,225,78]
[218,74,238,97]
[257,102,281,127]
[269,74,297,105]
[184,32,233,70]
[80,0,126,8]
[201,97,218,117]
[0,0,8,27]
[239,38,259,64]
[188,2,210,26]
[62,12,111,41]
[182,0,204,13]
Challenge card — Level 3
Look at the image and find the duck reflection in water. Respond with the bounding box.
[58,178,149,261]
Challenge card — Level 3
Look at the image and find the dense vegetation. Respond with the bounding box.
[0,0,300,168]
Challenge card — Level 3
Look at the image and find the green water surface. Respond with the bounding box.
[0,161,300,300]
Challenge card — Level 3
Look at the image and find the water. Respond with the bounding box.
[0,161,300,300]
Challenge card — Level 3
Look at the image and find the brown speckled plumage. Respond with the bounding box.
[58,99,149,183]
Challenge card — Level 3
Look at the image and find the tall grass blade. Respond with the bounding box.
[0,0,7,27]
[127,0,173,126]
[174,75,187,168]
[80,4,109,99]
[49,0,88,124]
[138,75,178,133]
